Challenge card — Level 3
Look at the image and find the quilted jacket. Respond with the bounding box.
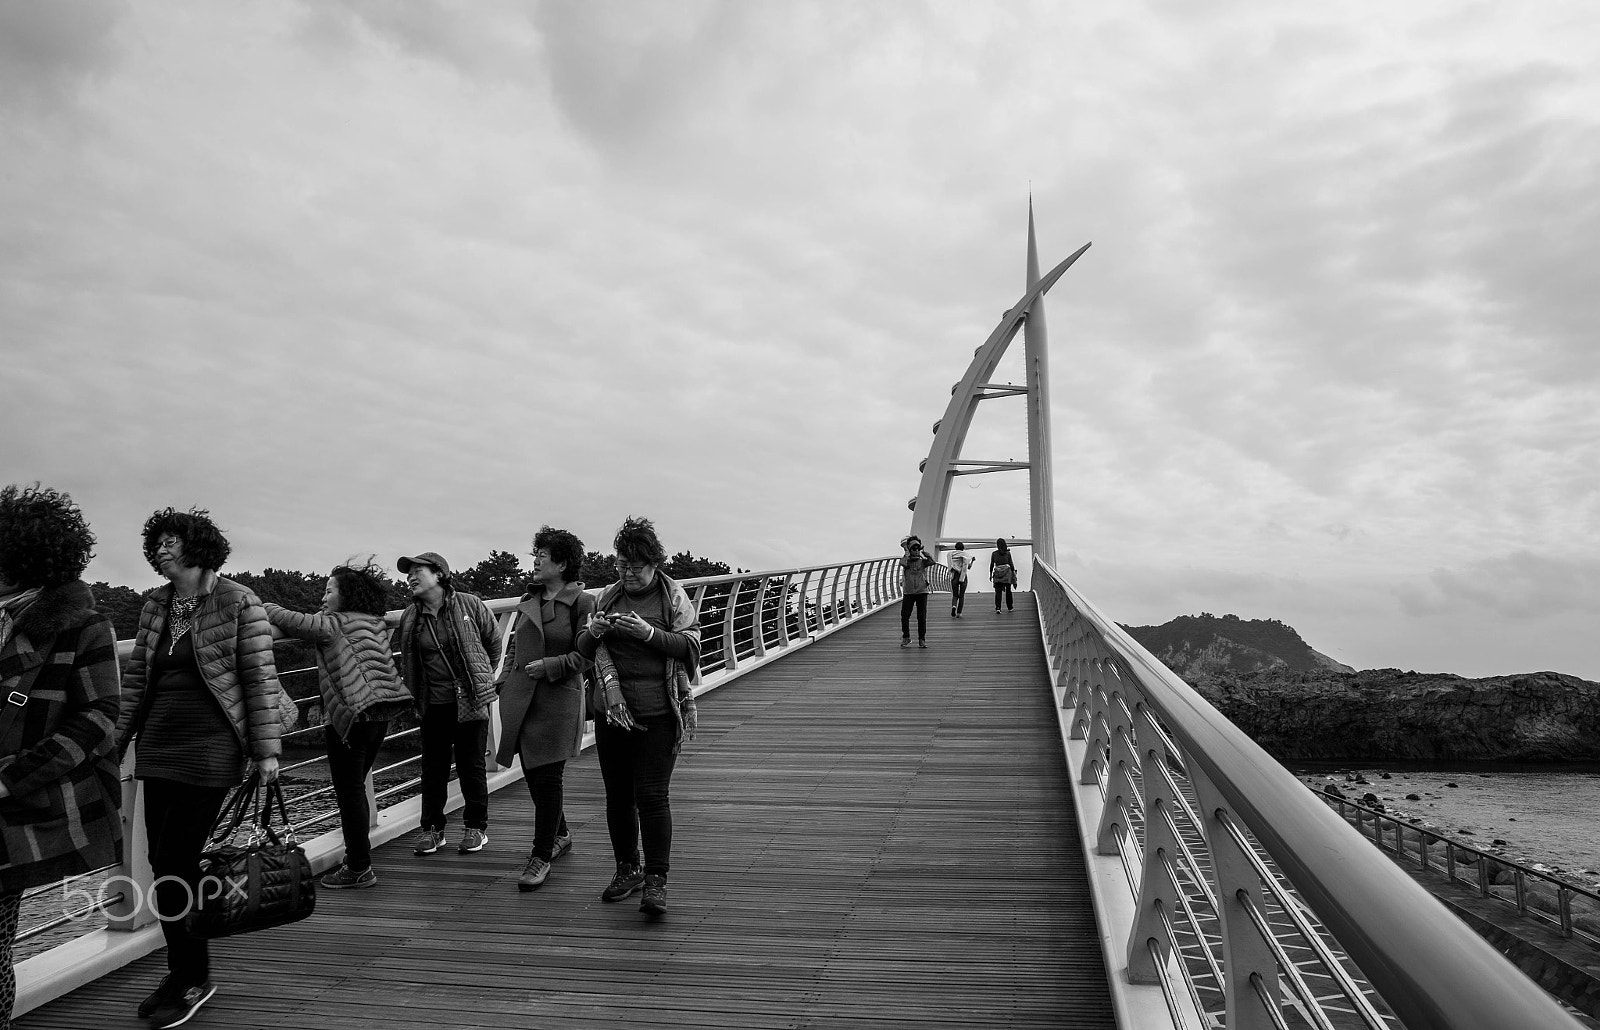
[115,574,284,761]
[263,605,412,740]
[395,589,503,722]
[0,580,123,891]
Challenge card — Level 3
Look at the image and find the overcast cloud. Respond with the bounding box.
[3,0,1597,679]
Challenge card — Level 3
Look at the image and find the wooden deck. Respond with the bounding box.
[19,595,1116,1029]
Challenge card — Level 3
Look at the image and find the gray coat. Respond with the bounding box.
[493,581,595,769]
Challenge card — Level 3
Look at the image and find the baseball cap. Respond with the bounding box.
[397,551,451,576]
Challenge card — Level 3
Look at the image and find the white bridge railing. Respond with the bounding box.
[1032,557,1584,1030]
[15,555,940,1016]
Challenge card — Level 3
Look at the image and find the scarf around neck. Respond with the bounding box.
[167,592,203,656]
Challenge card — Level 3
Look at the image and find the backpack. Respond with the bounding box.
[991,561,1012,584]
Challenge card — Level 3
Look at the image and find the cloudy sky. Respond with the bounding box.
[4,1,1597,679]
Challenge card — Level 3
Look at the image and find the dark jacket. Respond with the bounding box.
[0,580,123,891]
[115,574,284,762]
[493,581,595,768]
[263,605,412,740]
[901,552,935,594]
[395,589,503,722]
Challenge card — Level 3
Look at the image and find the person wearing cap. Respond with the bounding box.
[394,551,503,857]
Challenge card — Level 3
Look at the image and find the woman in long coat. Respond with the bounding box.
[495,526,596,891]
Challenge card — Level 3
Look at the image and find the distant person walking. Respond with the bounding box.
[115,506,283,1029]
[395,552,503,858]
[0,486,122,1030]
[946,541,973,618]
[577,516,701,917]
[990,539,1016,613]
[899,534,935,647]
[495,526,597,892]
[263,559,412,889]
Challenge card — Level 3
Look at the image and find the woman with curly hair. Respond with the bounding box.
[0,485,122,1030]
[577,516,701,917]
[495,527,598,892]
[264,559,412,890]
[114,507,283,1029]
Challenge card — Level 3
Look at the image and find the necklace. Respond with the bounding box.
[167,593,202,656]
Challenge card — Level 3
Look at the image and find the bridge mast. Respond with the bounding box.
[907,204,1087,564]
[1023,199,1057,566]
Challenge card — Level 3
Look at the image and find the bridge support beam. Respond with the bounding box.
[907,204,1088,566]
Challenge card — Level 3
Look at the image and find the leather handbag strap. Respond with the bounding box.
[208,770,263,845]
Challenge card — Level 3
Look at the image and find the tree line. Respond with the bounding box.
[89,549,737,641]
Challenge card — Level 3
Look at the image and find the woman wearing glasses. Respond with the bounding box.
[114,507,283,1029]
[577,516,701,917]
[495,526,597,891]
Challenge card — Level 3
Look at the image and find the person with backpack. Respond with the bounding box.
[495,526,597,892]
[898,534,935,647]
[990,538,1016,613]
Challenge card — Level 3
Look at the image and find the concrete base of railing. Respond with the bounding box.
[12,605,898,1020]
[1033,603,1203,1030]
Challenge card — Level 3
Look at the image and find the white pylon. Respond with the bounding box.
[906,203,1089,565]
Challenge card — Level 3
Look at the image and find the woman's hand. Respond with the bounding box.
[609,611,653,641]
[586,613,612,638]
[256,756,280,783]
[524,661,546,679]
[606,702,639,730]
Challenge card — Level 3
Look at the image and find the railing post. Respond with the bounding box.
[105,749,155,931]
[796,571,816,636]
[1127,705,1184,985]
[1080,659,1111,787]
[828,565,842,626]
[1095,675,1137,857]
[775,572,795,647]
[1190,767,1281,1030]
[751,575,771,658]
[722,577,744,671]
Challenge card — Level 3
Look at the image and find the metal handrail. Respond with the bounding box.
[1320,793,1600,945]
[1032,556,1584,1030]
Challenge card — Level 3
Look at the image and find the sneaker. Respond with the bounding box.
[518,853,552,891]
[148,980,217,1029]
[918,640,927,648]
[640,874,668,916]
[551,833,573,861]
[951,607,957,617]
[900,638,910,648]
[413,829,444,856]
[137,974,181,1018]
[459,828,488,853]
[321,864,377,889]
[601,863,644,902]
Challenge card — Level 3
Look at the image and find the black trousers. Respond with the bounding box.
[326,720,388,871]
[419,703,489,832]
[900,593,928,640]
[143,777,230,986]
[522,759,570,861]
[596,715,678,876]
[950,577,968,615]
[994,582,1014,610]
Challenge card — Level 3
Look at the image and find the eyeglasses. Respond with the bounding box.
[614,561,650,572]
[156,536,183,553]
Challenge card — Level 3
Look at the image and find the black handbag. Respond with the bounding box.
[186,773,317,940]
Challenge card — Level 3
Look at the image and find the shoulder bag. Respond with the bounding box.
[186,772,317,940]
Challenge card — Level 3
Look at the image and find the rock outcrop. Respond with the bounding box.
[1122,613,1600,762]
[1196,668,1600,762]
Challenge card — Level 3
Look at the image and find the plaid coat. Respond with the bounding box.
[0,580,123,892]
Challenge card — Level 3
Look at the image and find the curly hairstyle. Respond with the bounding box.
[613,515,666,566]
[0,484,97,588]
[532,525,585,583]
[330,558,393,617]
[141,507,232,574]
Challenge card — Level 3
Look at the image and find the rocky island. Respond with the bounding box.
[1121,614,1600,762]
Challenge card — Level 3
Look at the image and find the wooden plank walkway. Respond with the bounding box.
[19,594,1116,1029]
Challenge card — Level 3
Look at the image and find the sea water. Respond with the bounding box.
[1293,762,1600,886]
